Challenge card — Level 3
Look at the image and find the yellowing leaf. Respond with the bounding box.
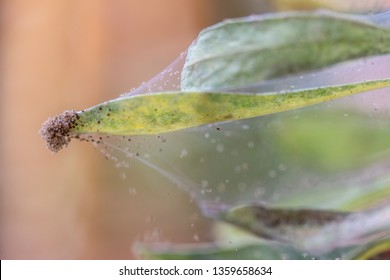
[41,79,390,152]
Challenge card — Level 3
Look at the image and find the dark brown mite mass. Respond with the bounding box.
[39,110,79,153]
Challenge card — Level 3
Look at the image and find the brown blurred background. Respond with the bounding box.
[1,0,389,259]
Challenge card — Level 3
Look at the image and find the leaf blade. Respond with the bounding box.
[73,79,390,136]
[182,10,390,90]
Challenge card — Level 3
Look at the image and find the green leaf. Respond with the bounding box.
[40,79,390,152]
[202,202,348,252]
[136,222,390,259]
[273,110,390,172]
[141,238,390,260]
[136,242,314,260]
[181,10,390,90]
[353,238,390,259]
[136,225,390,259]
[202,202,390,254]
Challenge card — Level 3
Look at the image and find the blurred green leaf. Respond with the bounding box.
[136,235,390,260]
[182,10,390,90]
[353,238,390,259]
[201,202,390,255]
[274,110,390,172]
[136,242,313,260]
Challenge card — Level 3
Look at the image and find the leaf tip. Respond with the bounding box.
[40,110,79,153]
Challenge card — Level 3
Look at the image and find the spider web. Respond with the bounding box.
[82,13,390,252]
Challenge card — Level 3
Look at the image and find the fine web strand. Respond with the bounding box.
[99,138,202,200]
[119,51,186,97]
